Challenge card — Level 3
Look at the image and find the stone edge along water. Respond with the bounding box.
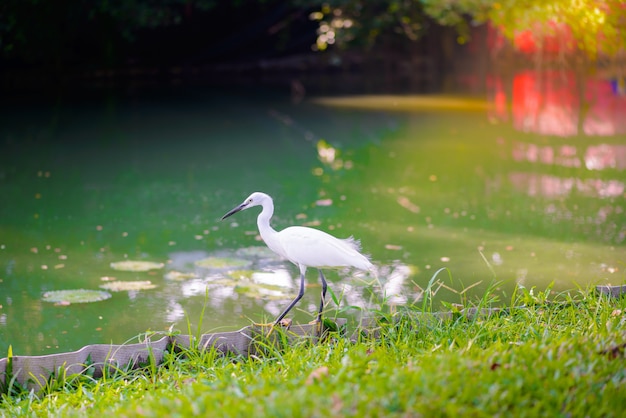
[0,285,624,392]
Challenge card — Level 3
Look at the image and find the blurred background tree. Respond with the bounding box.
[1,0,299,70]
[1,0,623,73]
[308,0,625,58]
[1,0,215,68]
[303,1,431,51]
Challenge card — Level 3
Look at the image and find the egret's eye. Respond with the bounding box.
[248,199,253,203]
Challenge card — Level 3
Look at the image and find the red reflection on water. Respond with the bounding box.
[491,71,626,137]
[487,76,508,122]
[510,141,626,171]
[514,142,581,167]
[584,79,626,136]
[586,144,626,170]
[508,172,625,198]
[512,71,578,137]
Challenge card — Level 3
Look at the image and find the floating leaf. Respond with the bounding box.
[194,256,252,270]
[315,198,333,206]
[164,271,198,281]
[99,281,157,292]
[42,289,112,304]
[110,261,164,272]
[385,244,403,251]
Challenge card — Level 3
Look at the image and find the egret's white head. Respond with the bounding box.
[221,192,271,220]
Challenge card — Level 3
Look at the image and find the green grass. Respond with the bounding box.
[1,284,625,417]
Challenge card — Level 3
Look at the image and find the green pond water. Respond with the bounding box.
[1,82,624,356]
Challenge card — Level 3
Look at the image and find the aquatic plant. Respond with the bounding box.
[164,271,198,281]
[99,281,157,292]
[110,261,165,272]
[42,289,112,304]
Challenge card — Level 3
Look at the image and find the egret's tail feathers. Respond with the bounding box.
[341,235,374,271]
[355,253,375,273]
[342,236,362,252]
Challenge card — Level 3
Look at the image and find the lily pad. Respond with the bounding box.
[42,289,112,304]
[110,260,164,272]
[164,271,198,281]
[194,256,252,270]
[99,280,157,292]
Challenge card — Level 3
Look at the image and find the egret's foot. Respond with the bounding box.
[277,318,292,328]
[308,318,323,335]
[264,318,292,337]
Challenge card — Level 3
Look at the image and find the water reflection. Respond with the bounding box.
[163,249,421,323]
[164,299,185,323]
[508,172,625,199]
[252,270,294,289]
[500,141,625,243]
[490,71,626,137]
[509,141,626,172]
[586,145,626,171]
[487,70,626,246]
[380,263,415,305]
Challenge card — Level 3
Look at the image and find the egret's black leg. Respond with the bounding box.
[317,270,328,323]
[274,270,306,325]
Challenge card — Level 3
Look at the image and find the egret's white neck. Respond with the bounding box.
[256,198,287,259]
[257,199,276,236]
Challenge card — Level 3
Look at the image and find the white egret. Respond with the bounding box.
[221,192,373,326]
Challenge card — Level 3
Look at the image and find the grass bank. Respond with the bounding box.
[2,285,625,417]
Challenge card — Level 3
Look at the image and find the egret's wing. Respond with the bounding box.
[279,226,372,270]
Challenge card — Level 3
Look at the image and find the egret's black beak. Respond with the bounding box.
[221,202,247,220]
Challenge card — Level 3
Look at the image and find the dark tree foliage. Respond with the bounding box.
[306,0,626,58]
[1,0,623,70]
[0,0,314,69]
[306,0,431,49]
[1,1,200,54]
